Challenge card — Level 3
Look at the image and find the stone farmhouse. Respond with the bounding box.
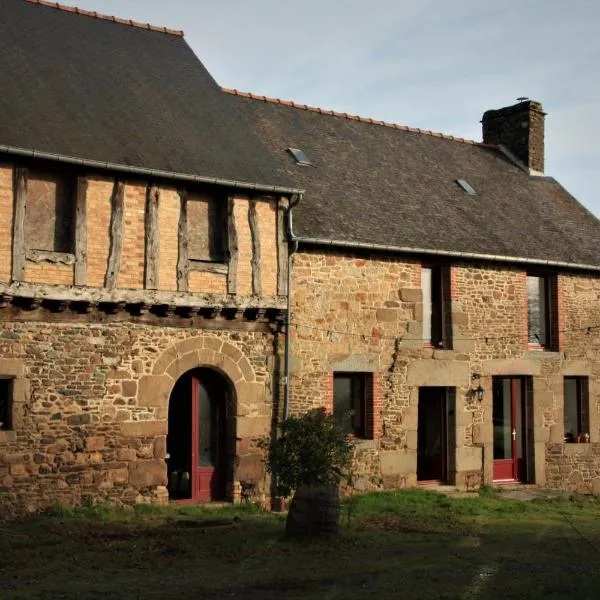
[2,0,600,514]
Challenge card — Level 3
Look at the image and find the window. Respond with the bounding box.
[421,264,451,348]
[25,168,75,254]
[0,378,12,431]
[333,373,371,438]
[187,193,227,263]
[527,274,557,348]
[287,147,312,166]
[564,377,589,443]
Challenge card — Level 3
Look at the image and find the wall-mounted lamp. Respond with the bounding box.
[471,373,484,401]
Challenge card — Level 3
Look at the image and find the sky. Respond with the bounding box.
[73,0,600,218]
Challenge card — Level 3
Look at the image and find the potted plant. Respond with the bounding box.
[257,408,353,537]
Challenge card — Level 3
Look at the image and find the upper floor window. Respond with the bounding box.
[187,193,227,263]
[333,372,371,438]
[25,168,75,254]
[527,273,557,349]
[421,264,451,348]
[564,377,589,443]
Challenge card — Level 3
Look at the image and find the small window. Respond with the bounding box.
[333,373,371,438]
[527,273,558,349]
[187,193,227,262]
[456,179,476,195]
[0,378,13,431]
[287,147,312,166]
[421,264,451,348]
[25,168,75,253]
[564,377,589,443]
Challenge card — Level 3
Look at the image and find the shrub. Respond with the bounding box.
[257,408,353,498]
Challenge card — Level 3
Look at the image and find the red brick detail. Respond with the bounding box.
[413,263,422,288]
[554,274,566,351]
[521,271,529,348]
[368,373,383,439]
[223,88,482,146]
[450,266,458,301]
[324,372,334,413]
[25,0,184,36]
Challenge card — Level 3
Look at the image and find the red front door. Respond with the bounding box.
[191,374,226,501]
[493,377,530,482]
[167,369,228,502]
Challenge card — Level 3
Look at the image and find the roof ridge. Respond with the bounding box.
[24,0,184,36]
[223,87,483,146]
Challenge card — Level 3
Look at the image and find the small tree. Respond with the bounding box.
[257,408,353,536]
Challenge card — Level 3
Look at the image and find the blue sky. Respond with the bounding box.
[74,0,600,217]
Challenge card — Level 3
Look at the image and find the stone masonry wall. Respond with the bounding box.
[290,248,600,493]
[0,319,277,517]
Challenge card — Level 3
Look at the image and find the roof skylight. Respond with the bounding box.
[456,179,476,195]
[288,147,312,166]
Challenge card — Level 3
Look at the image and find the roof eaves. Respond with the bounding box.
[25,0,185,36]
[0,143,304,196]
[294,235,600,273]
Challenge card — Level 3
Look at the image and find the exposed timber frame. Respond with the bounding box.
[227,195,238,295]
[176,189,189,292]
[144,184,160,290]
[11,167,27,282]
[74,175,88,286]
[104,180,125,290]
[248,198,261,296]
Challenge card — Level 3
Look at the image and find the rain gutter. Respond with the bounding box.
[292,236,600,273]
[0,144,304,196]
[283,193,301,422]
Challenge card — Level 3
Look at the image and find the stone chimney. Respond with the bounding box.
[481,100,546,174]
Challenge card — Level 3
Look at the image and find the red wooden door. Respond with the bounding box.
[493,378,527,481]
[191,375,225,501]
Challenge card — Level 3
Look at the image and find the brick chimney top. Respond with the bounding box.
[482,100,546,174]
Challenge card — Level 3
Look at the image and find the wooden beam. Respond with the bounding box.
[277,198,288,296]
[105,181,125,290]
[176,190,189,292]
[12,168,27,282]
[144,184,160,290]
[248,198,261,296]
[227,196,238,295]
[74,176,88,286]
[0,281,287,311]
[188,260,228,275]
[26,250,75,265]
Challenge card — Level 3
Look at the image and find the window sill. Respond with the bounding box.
[350,438,376,450]
[188,260,227,275]
[26,249,75,265]
[525,348,562,360]
[0,430,17,443]
[564,442,594,456]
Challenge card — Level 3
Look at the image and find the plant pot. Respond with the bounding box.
[285,483,340,537]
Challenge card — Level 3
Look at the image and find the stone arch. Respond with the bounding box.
[136,334,270,502]
[138,335,258,417]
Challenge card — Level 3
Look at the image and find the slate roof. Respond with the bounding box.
[0,0,297,192]
[227,89,600,269]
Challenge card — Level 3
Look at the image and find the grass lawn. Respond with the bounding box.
[1,488,600,599]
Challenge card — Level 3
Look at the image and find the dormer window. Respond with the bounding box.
[288,147,312,166]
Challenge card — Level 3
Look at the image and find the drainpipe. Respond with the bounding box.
[283,193,302,421]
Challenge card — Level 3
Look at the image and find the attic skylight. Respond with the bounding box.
[456,179,476,195]
[288,147,312,166]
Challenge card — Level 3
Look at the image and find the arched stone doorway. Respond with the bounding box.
[167,368,235,502]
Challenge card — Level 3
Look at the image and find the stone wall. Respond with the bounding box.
[289,248,600,493]
[0,319,278,516]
